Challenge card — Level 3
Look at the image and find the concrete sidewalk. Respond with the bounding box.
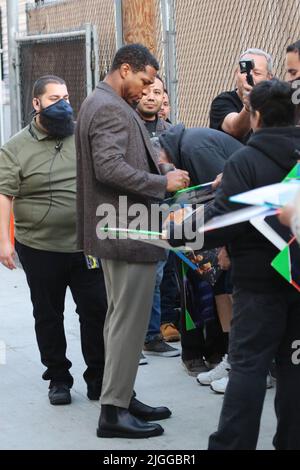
[0,264,276,450]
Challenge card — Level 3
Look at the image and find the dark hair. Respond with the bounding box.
[111,44,159,73]
[287,40,300,57]
[155,74,164,86]
[32,75,66,98]
[249,79,296,127]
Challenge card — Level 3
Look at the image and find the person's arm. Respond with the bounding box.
[221,108,251,140]
[0,194,16,270]
[210,88,252,141]
[278,190,300,245]
[0,148,21,270]
[89,105,189,199]
[168,151,255,248]
[203,155,255,247]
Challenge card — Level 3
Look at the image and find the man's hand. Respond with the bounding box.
[278,205,295,227]
[218,247,231,271]
[0,240,17,270]
[212,173,223,190]
[242,83,253,112]
[166,169,190,192]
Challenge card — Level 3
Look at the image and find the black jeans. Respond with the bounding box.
[180,315,225,361]
[160,252,180,325]
[175,257,225,360]
[208,287,300,450]
[15,241,107,389]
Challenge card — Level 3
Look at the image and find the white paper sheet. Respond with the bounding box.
[198,206,273,234]
[230,181,300,208]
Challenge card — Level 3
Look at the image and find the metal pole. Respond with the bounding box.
[92,25,100,87]
[0,48,5,145]
[85,23,93,95]
[161,0,169,87]
[6,0,19,135]
[16,30,86,42]
[167,0,177,124]
[15,41,22,131]
[114,0,123,50]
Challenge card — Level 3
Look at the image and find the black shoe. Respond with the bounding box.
[48,384,71,405]
[182,358,208,377]
[97,405,164,439]
[129,396,171,421]
[144,336,180,357]
[87,382,102,401]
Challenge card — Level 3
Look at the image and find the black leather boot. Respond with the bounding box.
[129,396,172,421]
[97,405,164,438]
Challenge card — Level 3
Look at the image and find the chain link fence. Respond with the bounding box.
[27,0,116,79]
[17,32,88,127]
[155,0,166,81]
[26,0,168,95]
[25,0,300,128]
[174,0,300,127]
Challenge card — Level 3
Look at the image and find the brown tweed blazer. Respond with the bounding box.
[76,82,168,263]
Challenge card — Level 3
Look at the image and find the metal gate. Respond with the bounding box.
[15,24,99,129]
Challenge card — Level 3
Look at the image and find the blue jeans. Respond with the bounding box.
[145,259,166,342]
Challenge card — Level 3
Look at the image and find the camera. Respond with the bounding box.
[239,58,255,87]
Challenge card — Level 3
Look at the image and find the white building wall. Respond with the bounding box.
[0,0,27,141]
[0,0,27,102]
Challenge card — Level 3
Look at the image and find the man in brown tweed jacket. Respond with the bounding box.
[76,44,189,439]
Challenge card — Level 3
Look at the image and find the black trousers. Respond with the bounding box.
[208,287,300,450]
[15,241,107,389]
[175,258,226,360]
[160,252,180,324]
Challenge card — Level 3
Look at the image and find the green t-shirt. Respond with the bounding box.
[0,120,78,252]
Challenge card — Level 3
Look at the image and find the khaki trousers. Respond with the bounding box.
[100,259,157,408]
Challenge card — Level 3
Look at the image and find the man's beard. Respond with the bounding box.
[140,110,157,118]
[39,110,75,138]
[138,107,159,119]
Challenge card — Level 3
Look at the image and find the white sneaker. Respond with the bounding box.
[210,373,273,394]
[210,376,229,394]
[197,354,230,385]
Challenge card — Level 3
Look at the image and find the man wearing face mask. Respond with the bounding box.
[0,75,107,406]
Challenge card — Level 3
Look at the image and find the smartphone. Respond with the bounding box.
[239,59,255,87]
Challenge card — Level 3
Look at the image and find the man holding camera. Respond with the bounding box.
[209,48,273,143]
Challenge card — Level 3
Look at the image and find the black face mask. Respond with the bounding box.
[38,99,75,138]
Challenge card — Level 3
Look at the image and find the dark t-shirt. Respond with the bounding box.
[209,90,252,144]
[144,117,159,137]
